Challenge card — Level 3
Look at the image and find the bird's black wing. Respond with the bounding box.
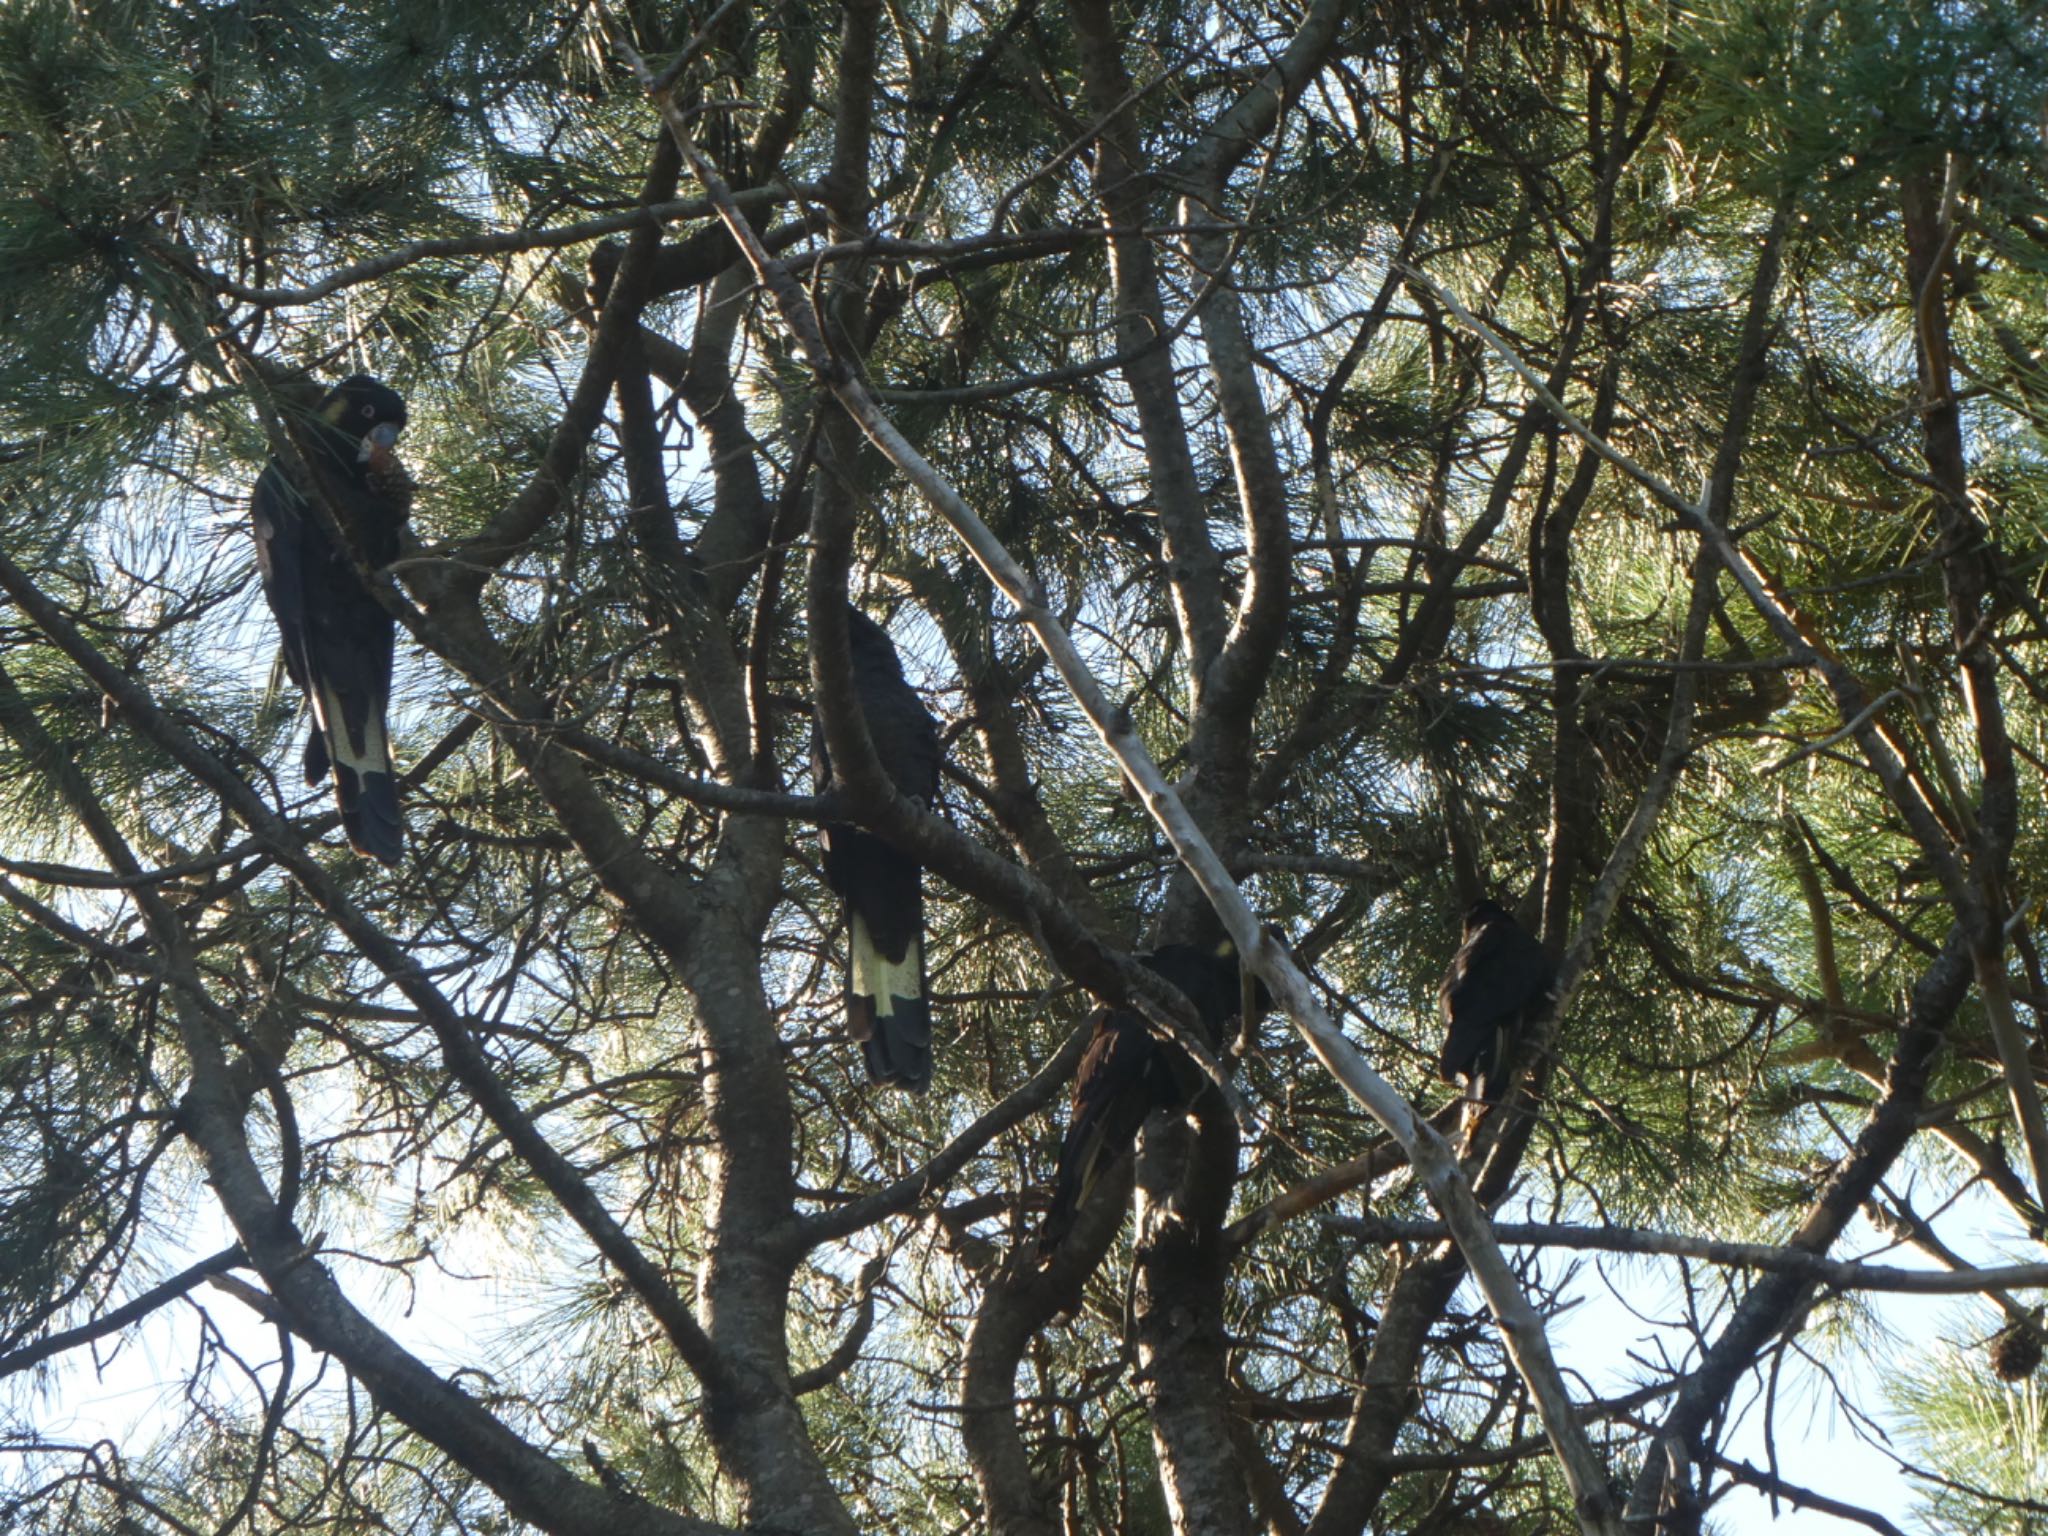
[1438,916,1550,1095]
[815,608,943,1089]
[251,462,311,698]
[251,425,407,864]
[1035,1002,1170,1261]
[1034,941,1248,1261]
[852,615,940,802]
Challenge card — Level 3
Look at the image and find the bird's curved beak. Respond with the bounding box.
[358,422,401,463]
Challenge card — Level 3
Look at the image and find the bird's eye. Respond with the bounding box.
[361,403,375,419]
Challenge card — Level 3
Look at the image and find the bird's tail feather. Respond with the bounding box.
[1036,1119,1110,1264]
[1481,1020,1518,1102]
[847,911,930,1089]
[338,765,404,866]
[311,682,403,865]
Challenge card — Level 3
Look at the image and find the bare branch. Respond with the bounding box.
[1322,1214,2048,1293]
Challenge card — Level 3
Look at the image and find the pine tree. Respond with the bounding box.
[0,0,2045,1532]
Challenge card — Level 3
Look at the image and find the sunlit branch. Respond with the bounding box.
[1322,1214,2048,1293]
[144,185,806,307]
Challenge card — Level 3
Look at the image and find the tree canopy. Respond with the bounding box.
[2,0,2046,1532]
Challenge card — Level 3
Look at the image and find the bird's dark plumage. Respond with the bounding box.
[1036,941,1258,1262]
[813,606,943,1089]
[251,376,411,865]
[1438,899,1552,1102]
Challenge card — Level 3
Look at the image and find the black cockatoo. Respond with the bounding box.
[251,376,411,865]
[1036,940,1260,1262]
[1438,899,1552,1102]
[813,605,943,1089]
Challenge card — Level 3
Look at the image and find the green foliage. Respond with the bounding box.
[1891,1317,2048,1533]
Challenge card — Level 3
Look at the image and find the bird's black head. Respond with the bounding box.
[1214,936,1278,1021]
[842,604,911,678]
[316,376,408,459]
[1463,898,1515,935]
[1142,937,1270,1034]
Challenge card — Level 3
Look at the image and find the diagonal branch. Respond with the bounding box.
[801,1011,1096,1245]
[0,1246,244,1381]
[1321,1214,2048,1293]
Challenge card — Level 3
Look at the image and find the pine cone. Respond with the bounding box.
[1989,1321,2042,1382]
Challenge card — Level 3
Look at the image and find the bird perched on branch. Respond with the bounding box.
[813,605,943,1089]
[1438,899,1552,1105]
[251,376,411,865]
[1036,940,1261,1262]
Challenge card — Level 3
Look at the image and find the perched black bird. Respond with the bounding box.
[251,376,411,865]
[1438,899,1552,1103]
[813,606,943,1089]
[1036,941,1258,1263]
